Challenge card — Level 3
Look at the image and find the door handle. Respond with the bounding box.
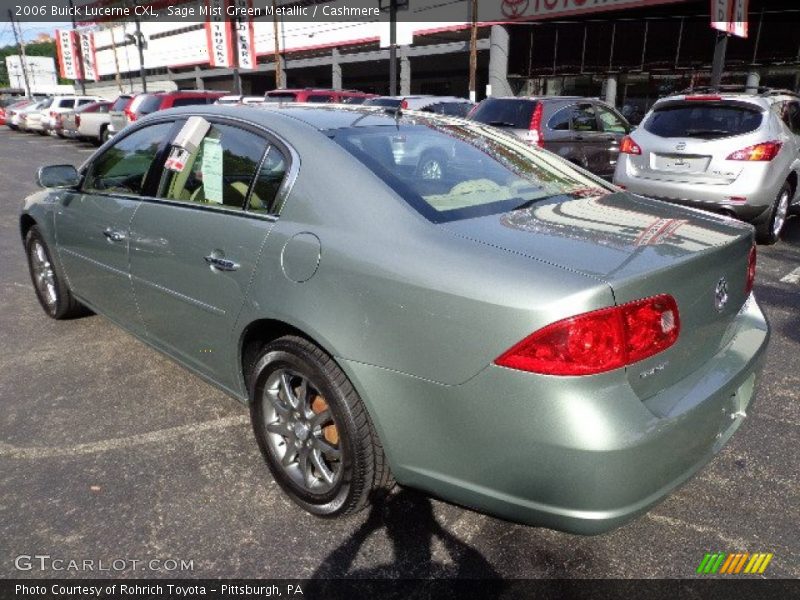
[103,227,126,242]
[204,254,240,272]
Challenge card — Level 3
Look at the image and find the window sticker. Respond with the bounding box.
[165,147,191,172]
[201,137,224,204]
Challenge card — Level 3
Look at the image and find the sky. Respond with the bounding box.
[0,22,71,48]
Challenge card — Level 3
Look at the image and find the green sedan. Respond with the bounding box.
[20,104,769,534]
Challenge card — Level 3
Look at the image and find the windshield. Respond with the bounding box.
[332,121,608,223]
[644,102,764,139]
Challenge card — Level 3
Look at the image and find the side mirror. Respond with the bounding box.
[37,164,80,189]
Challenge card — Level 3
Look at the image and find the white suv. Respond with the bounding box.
[43,96,103,137]
[614,87,800,244]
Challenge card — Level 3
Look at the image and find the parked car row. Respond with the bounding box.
[465,87,800,244]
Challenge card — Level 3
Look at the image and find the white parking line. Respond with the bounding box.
[780,267,800,284]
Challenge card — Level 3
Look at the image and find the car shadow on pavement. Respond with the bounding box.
[307,488,501,582]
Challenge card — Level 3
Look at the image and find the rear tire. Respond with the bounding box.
[250,336,393,518]
[756,182,792,245]
[25,226,84,320]
[100,127,111,144]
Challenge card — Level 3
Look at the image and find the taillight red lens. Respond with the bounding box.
[726,141,782,161]
[496,295,680,376]
[527,103,544,147]
[75,115,81,127]
[124,108,136,122]
[745,244,756,295]
[620,135,642,155]
[400,99,408,110]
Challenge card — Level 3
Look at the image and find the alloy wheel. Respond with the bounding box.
[30,240,57,309]
[261,369,343,494]
[773,188,790,238]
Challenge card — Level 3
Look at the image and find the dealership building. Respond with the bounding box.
[70,0,799,116]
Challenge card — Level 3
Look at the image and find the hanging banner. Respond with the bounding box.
[205,0,234,68]
[79,31,100,82]
[232,0,257,70]
[711,0,749,38]
[56,29,82,80]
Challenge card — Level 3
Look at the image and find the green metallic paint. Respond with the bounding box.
[21,104,770,533]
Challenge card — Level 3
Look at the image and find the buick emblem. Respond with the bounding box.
[714,277,729,312]
[501,0,529,19]
[676,142,687,151]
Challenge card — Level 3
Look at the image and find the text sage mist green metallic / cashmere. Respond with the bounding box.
[21,105,769,533]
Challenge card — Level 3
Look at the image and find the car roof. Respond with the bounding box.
[157,103,464,132]
[655,93,772,110]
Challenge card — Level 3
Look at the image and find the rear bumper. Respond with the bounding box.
[343,297,769,534]
[614,160,782,222]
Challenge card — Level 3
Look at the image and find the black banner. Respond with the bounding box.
[2,579,800,600]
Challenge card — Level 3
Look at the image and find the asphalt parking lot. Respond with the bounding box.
[0,126,798,580]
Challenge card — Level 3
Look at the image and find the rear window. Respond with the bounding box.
[422,102,475,118]
[135,95,162,115]
[333,122,606,223]
[644,102,764,139]
[171,97,212,108]
[470,98,537,129]
[111,96,132,111]
[266,92,298,101]
[363,98,402,108]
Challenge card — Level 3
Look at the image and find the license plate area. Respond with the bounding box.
[652,154,710,173]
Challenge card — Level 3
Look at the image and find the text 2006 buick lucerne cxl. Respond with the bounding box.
[20,105,769,534]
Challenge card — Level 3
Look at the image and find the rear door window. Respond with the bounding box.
[596,105,629,133]
[158,122,268,210]
[111,96,131,111]
[470,98,537,129]
[548,107,571,131]
[571,105,598,132]
[306,94,334,103]
[644,102,764,139]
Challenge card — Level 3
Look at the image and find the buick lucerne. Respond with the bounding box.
[21,105,769,534]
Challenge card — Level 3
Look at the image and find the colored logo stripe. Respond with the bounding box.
[698,552,774,574]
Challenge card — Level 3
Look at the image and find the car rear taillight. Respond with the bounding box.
[726,141,782,162]
[400,99,409,110]
[745,244,756,295]
[496,295,680,376]
[75,115,81,127]
[527,103,544,147]
[124,108,136,122]
[620,135,642,155]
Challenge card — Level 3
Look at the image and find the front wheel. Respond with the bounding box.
[25,226,84,319]
[250,336,393,517]
[756,182,792,245]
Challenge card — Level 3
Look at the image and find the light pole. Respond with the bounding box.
[378,0,408,96]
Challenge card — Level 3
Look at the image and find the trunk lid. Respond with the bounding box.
[444,191,755,400]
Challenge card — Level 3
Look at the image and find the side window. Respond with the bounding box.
[571,105,598,132]
[307,95,333,103]
[83,122,173,195]
[787,102,800,135]
[248,145,289,214]
[98,104,110,113]
[158,123,267,210]
[548,107,571,131]
[77,98,94,106]
[596,106,629,133]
